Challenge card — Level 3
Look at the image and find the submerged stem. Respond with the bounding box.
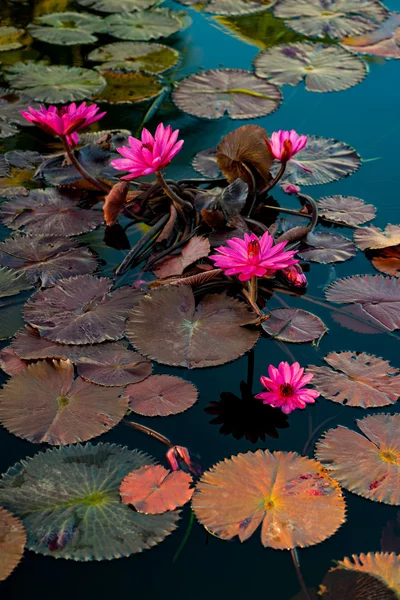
[124,419,172,448]
[290,548,312,600]
[61,136,111,194]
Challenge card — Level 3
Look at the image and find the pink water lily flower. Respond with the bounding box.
[21,102,106,146]
[281,183,301,195]
[111,123,184,180]
[166,445,201,475]
[266,130,311,172]
[255,361,319,415]
[210,231,298,282]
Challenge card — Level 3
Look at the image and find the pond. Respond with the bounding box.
[0,0,399,598]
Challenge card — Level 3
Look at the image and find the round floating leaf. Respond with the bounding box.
[338,553,400,596]
[0,507,26,582]
[319,568,398,600]
[298,232,356,263]
[193,148,221,178]
[105,9,185,42]
[325,275,400,332]
[124,374,198,416]
[254,42,367,92]
[0,267,32,299]
[0,235,98,287]
[177,0,275,15]
[76,346,152,387]
[316,414,400,505]
[88,41,180,74]
[28,12,106,45]
[0,87,39,140]
[192,450,346,549]
[5,61,106,103]
[0,300,25,342]
[94,71,163,104]
[24,275,140,345]
[126,287,259,368]
[0,346,28,376]
[173,69,282,120]
[0,189,103,236]
[0,26,26,52]
[354,225,400,251]
[271,135,361,186]
[77,0,159,12]
[317,195,376,226]
[0,443,180,560]
[372,248,400,278]
[262,307,327,342]
[120,465,193,514]
[5,150,43,170]
[331,303,391,336]
[342,13,400,59]
[273,0,388,40]
[0,359,128,445]
[308,351,400,408]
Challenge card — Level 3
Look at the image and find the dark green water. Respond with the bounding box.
[0,0,399,598]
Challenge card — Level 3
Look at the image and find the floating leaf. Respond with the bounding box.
[94,71,163,104]
[342,13,400,59]
[0,189,103,236]
[316,414,400,505]
[0,156,9,179]
[317,195,376,226]
[331,303,391,335]
[5,150,43,170]
[0,300,26,342]
[76,345,152,387]
[105,9,186,42]
[325,275,400,331]
[126,287,259,368]
[173,69,282,119]
[154,236,210,278]
[0,346,28,376]
[120,465,193,514]
[372,248,400,278]
[0,267,32,299]
[354,225,400,251]
[262,308,327,342]
[0,26,26,52]
[77,0,159,12]
[298,232,356,263]
[308,351,400,408]
[24,275,140,344]
[318,568,398,600]
[176,0,275,16]
[193,148,221,179]
[88,41,180,74]
[271,135,361,186]
[338,553,400,596]
[0,87,39,140]
[0,359,128,445]
[0,507,26,582]
[28,12,106,45]
[0,443,180,560]
[273,0,388,40]
[5,61,106,103]
[124,374,198,416]
[192,450,345,549]
[254,42,367,92]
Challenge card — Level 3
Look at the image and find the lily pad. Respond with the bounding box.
[273,0,388,40]
[342,13,400,59]
[192,450,346,549]
[126,286,259,368]
[77,0,159,12]
[308,351,400,408]
[0,189,104,236]
[28,12,106,45]
[298,232,356,263]
[338,553,400,596]
[105,9,186,42]
[325,274,400,331]
[372,248,400,278]
[0,267,32,299]
[88,41,180,74]
[76,345,152,387]
[262,308,327,342]
[0,299,26,342]
[154,236,210,278]
[254,42,367,92]
[0,507,26,582]
[177,0,276,15]
[0,443,180,560]
[0,26,26,52]
[0,87,39,140]
[124,374,198,416]
[173,69,282,119]
[354,225,400,250]
[317,195,376,226]
[0,346,28,376]
[5,61,106,103]
[94,71,163,104]
[318,568,398,600]
[192,148,221,178]
[5,150,43,170]
[24,274,140,344]
[315,413,400,505]
[0,235,98,287]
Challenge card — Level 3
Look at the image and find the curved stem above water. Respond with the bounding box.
[156,170,193,216]
[61,136,111,194]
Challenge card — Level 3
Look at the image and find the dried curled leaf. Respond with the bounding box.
[103,181,130,226]
[153,236,210,278]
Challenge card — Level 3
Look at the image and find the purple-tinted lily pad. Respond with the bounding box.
[192,148,221,179]
[354,225,400,251]
[24,274,141,344]
[317,195,376,226]
[76,345,152,387]
[0,189,104,236]
[124,374,198,416]
[262,307,327,342]
[298,231,356,263]
[0,346,28,376]
[0,235,98,287]
[342,12,400,59]
[126,286,259,368]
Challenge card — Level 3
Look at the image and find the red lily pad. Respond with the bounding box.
[317,195,376,226]
[298,232,356,264]
[0,507,26,582]
[0,346,28,376]
[24,274,140,344]
[0,359,129,445]
[342,12,400,59]
[262,308,327,342]
[0,189,103,236]
[124,374,198,416]
[154,236,210,278]
[0,235,98,287]
[120,464,193,514]
[126,286,259,368]
[76,345,152,387]
[354,225,400,251]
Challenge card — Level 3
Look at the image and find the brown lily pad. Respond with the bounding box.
[0,346,28,376]
[299,232,356,264]
[76,345,152,387]
[337,553,400,597]
[154,236,210,278]
[262,308,327,343]
[317,195,376,226]
[0,507,26,582]
[124,374,198,416]
[354,225,400,251]
[318,568,398,600]
[372,248,400,278]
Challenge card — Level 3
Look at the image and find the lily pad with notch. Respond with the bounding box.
[354,225,400,250]
[262,307,327,342]
[298,231,356,263]
[105,9,187,42]
[316,195,376,226]
[94,71,163,104]
[28,12,106,45]
[88,41,180,74]
[124,374,198,416]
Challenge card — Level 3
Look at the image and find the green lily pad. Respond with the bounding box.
[0,267,32,299]
[77,0,160,12]
[5,61,106,103]
[94,71,163,104]
[88,41,180,74]
[176,0,276,16]
[0,26,26,52]
[105,9,187,42]
[0,87,39,140]
[0,298,26,341]
[0,443,180,560]
[28,11,106,45]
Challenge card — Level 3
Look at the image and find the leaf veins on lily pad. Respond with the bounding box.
[317,195,376,226]
[262,308,327,342]
[0,359,128,445]
[0,507,26,582]
[105,9,186,42]
[77,0,159,12]
[0,346,28,376]
[173,69,282,119]
[254,42,367,92]
[192,148,221,179]
[88,42,180,74]
[76,345,152,387]
[28,12,106,46]
[354,225,400,251]
[315,413,400,505]
[192,450,345,549]
[120,465,193,514]
[316,568,398,600]
[94,71,163,104]
[0,87,39,140]
[342,12,400,59]
[337,553,400,596]
[124,374,198,416]
[176,0,275,16]
[24,274,141,344]
[0,443,180,560]
[126,286,259,368]
[308,351,400,408]
[298,232,356,263]
[0,267,32,299]
[0,189,103,236]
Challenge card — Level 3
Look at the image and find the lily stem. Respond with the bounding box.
[124,419,172,448]
[291,548,312,600]
[61,136,111,194]
[249,276,258,304]
[156,170,193,216]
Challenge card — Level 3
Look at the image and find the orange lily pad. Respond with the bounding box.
[124,374,198,416]
[337,553,400,597]
[0,507,26,582]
